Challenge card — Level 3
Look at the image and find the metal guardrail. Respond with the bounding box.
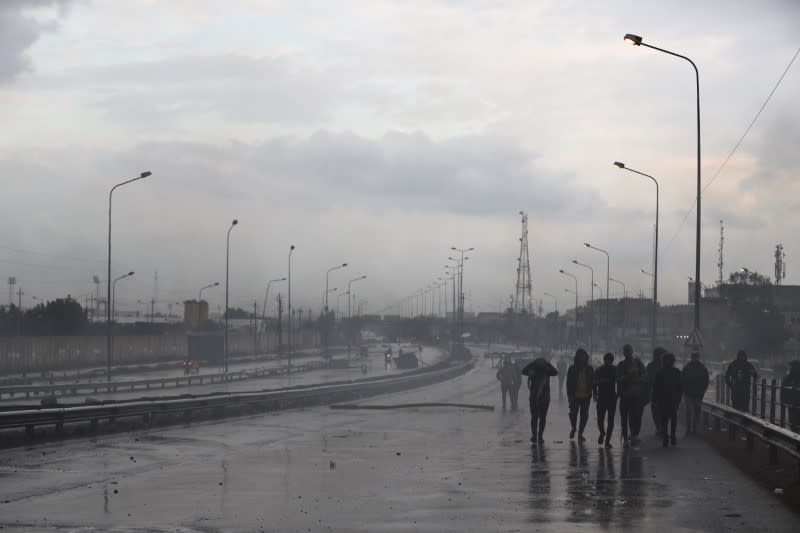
[703,375,800,480]
[0,361,328,401]
[0,358,473,439]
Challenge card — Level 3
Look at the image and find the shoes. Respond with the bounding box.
[662,439,668,448]
[569,429,576,439]
[605,441,613,449]
[578,434,586,442]
[622,438,630,448]
[630,436,640,446]
[670,436,677,446]
[538,435,545,444]
[598,433,605,444]
[531,436,536,443]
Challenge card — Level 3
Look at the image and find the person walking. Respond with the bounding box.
[616,344,646,447]
[725,350,758,411]
[510,360,523,411]
[557,357,568,399]
[496,358,516,410]
[646,348,665,437]
[654,352,683,447]
[521,357,559,443]
[594,352,617,448]
[682,352,709,435]
[781,360,800,431]
[566,348,594,441]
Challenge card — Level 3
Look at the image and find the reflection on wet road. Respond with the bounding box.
[0,346,796,532]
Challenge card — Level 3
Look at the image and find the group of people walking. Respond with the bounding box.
[499,345,711,448]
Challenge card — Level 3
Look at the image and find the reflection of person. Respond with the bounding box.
[496,359,516,410]
[682,352,709,435]
[566,348,594,441]
[510,360,523,411]
[781,361,800,431]
[521,357,558,443]
[654,352,683,447]
[725,350,758,411]
[557,357,568,399]
[616,344,646,447]
[594,352,617,448]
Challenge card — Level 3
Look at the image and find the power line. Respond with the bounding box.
[662,45,800,254]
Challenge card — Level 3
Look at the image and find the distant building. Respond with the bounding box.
[184,300,209,327]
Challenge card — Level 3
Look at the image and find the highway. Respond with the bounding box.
[0,346,796,532]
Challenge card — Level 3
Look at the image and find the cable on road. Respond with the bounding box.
[330,402,494,411]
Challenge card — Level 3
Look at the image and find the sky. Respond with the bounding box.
[0,0,799,319]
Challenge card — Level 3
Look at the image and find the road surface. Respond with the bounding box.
[0,348,796,532]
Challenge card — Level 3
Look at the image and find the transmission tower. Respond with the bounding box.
[513,211,533,314]
[7,277,16,307]
[775,244,786,285]
[717,220,724,285]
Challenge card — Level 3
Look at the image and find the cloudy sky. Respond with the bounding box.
[1,0,798,318]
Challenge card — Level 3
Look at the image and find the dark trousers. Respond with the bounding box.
[569,397,591,435]
[596,397,617,441]
[731,390,750,412]
[510,385,521,410]
[651,401,662,434]
[684,395,702,433]
[619,396,643,439]
[501,384,512,408]
[660,407,678,442]
[530,401,550,438]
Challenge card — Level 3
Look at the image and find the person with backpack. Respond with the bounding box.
[654,352,683,447]
[521,357,559,443]
[725,350,758,411]
[566,348,594,441]
[682,352,709,435]
[616,344,646,447]
[594,352,617,448]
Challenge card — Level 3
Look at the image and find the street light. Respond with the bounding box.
[106,170,151,382]
[614,161,659,352]
[572,260,595,355]
[559,269,579,347]
[110,271,134,369]
[610,277,627,340]
[325,263,348,313]
[593,282,603,300]
[288,244,295,368]
[623,33,702,342]
[609,277,627,298]
[585,242,610,351]
[451,247,474,348]
[543,292,558,313]
[224,219,238,372]
[347,275,367,360]
[198,282,220,301]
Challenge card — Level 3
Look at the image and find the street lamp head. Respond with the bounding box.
[342,263,348,267]
[571,260,578,265]
[584,242,591,247]
[559,269,565,273]
[140,171,152,178]
[127,271,135,276]
[290,244,295,251]
[280,277,287,281]
[468,247,474,252]
[231,219,238,226]
[451,247,457,251]
[613,161,625,169]
[624,34,642,46]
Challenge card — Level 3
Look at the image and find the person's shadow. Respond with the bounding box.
[527,443,551,523]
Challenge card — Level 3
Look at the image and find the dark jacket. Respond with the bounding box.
[566,364,595,401]
[654,367,683,412]
[616,357,646,400]
[496,365,516,386]
[521,358,558,406]
[644,359,662,405]
[725,359,757,392]
[682,360,710,399]
[594,364,616,403]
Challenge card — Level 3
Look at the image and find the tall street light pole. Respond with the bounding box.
[224,219,238,372]
[585,242,610,352]
[287,245,295,369]
[624,33,701,343]
[325,263,348,313]
[610,277,627,342]
[198,282,220,301]
[615,162,659,353]
[543,292,558,313]
[559,269,579,347]
[347,275,367,361]
[572,260,595,356]
[258,277,285,352]
[451,247,473,349]
[107,170,151,382]
[110,271,134,372]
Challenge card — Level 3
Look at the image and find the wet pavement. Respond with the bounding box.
[0,347,796,532]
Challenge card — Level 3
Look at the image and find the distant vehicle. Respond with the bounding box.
[394,349,419,369]
[183,359,200,375]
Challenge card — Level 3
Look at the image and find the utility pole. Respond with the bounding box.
[253,300,258,355]
[276,294,283,349]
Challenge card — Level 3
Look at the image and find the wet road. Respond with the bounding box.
[0,349,796,532]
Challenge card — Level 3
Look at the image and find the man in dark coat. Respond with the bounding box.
[594,352,617,448]
[521,358,559,443]
[725,350,758,411]
[616,344,646,447]
[654,352,683,447]
[566,348,594,441]
[682,352,709,435]
[496,359,516,410]
[646,348,665,436]
[781,361,800,431]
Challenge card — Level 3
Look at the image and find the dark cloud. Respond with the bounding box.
[0,0,72,82]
